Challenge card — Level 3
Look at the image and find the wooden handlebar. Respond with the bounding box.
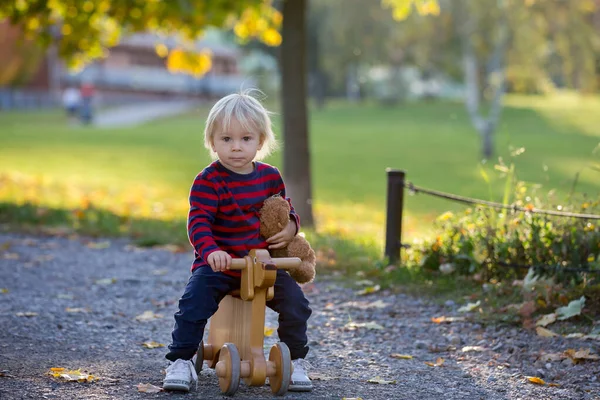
[229,256,301,271]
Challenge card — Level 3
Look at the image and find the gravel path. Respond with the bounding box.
[0,232,599,400]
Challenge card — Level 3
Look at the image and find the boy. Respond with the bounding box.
[163,90,313,392]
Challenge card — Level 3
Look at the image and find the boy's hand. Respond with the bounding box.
[207,250,232,272]
[266,219,296,250]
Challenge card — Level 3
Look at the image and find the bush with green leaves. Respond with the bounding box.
[406,161,600,285]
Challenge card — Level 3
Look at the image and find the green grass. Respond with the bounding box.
[1,93,599,258]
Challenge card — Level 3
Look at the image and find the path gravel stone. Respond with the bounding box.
[0,232,598,399]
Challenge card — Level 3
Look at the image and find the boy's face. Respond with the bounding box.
[212,118,262,174]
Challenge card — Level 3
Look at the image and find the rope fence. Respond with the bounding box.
[405,182,600,220]
[385,169,599,274]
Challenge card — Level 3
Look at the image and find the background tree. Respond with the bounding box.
[0,22,45,87]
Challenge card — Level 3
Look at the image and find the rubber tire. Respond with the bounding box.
[218,343,241,396]
[269,342,292,396]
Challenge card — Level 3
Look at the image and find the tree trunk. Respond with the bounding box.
[280,0,314,227]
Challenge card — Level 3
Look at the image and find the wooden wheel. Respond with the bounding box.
[194,340,204,374]
[217,343,241,396]
[268,342,292,395]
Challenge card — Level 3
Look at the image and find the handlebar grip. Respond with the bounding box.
[228,257,302,271]
[230,259,247,270]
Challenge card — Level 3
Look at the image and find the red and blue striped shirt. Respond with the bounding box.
[187,160,299,276]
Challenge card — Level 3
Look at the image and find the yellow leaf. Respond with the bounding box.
[142,341,164,349]
[390,354,413,359]
[535,313,557,327]
[356,285,381,296]
[424,357,445,367]
[526,376,546,385]
[137,383,163,393]
[48,368,98,382]
[261,28,282,46]
[264,326,276,337]
[0,288,8,294]
[536,326,558,337]
[155,43,168,58]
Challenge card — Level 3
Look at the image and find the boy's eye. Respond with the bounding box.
[243,136,252,141]
[222,137,230,142]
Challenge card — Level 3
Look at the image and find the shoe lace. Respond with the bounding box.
[168,359,198,389]
[292,358,312,374]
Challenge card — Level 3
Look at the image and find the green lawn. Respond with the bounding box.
[1,93,599,250]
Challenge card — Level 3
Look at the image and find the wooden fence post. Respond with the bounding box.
[384,169,406,264]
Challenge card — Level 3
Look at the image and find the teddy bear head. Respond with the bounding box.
[259,195,290,239]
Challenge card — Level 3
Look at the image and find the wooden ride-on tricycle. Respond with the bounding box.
[194,249,302,396]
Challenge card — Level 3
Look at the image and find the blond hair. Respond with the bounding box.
[204,89,278,160]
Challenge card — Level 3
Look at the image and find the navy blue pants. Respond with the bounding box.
[167,267,312,361]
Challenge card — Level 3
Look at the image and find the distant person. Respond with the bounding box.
[79,82,95,124]
[62,86,80,121]
[162,90,313,393]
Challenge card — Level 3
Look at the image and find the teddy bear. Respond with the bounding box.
[259,195,316,284]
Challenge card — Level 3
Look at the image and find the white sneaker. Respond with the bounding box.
[289,359,313,392]
[163,359,198,392]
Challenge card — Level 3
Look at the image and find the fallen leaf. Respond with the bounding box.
[48,368,98,382]
[15,312,38,317]
[548,383,561,387]
[461,346,485,353]
[86,241,110,249]
[344,321,384,330]
[564,348,600,363]
[390,354,413,360]
[424,357,445,367]
[264,326,276,337]
[94,278,116,285]
[564,333,585,339]
[142,341,164,349]
[308,372,337,381]
[367,376,396,384]
[458,301,481,313]
[526,376,546,385]
[137,383,164,393]
[341,300,389,309]
[1,288,8,294]
[535,313,557,327]
[536,327,559,337]
[0,370,14,378]
[66,307,89,313]
[134,311,163,322]
[431,316,466,324]
[556,296,585,320]
[57,293,74,300]
[2,253,20,260]
[356,285,381,296]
